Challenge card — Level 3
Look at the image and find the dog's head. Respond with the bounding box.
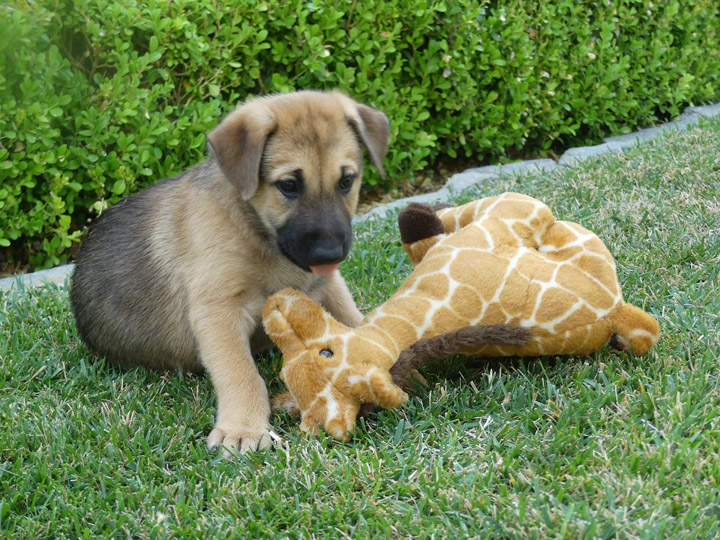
[207,91,390,274]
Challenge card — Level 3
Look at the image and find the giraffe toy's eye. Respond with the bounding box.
[319,349,334,358]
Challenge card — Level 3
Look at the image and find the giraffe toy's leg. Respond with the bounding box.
[607,303,660,355]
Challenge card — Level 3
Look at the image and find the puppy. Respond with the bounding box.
[70,91,390,454]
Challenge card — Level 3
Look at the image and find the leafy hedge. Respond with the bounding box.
[1,0,719,268]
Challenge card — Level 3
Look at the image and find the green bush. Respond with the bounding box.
[1,0,719,268]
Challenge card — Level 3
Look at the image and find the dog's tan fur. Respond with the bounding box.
[70,91,390,454]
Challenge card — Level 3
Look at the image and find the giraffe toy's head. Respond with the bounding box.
[264,192,660,442]
[262,289,408,440]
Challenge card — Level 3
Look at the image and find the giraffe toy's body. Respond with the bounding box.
[263,192,660,441]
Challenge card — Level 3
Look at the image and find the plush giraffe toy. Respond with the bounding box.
[262,192,660,440]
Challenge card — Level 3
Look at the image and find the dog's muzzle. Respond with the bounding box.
[277,213,352,274]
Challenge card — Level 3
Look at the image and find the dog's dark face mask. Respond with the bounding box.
[276,195,353,275]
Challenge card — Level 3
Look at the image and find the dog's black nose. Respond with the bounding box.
[309,242,345,265]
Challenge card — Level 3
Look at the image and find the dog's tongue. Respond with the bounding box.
[310,263,339,275]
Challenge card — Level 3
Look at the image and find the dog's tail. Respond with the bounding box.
[607,303,660,355]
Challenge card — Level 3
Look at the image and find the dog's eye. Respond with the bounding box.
[319,349,334,358]
[339,173,355,194]
[277,178,300,198]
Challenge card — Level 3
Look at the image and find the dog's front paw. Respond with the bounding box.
[207,422,276,457]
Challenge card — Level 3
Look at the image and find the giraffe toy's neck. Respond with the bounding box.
[350,310,424,369]
[354,289,455,364]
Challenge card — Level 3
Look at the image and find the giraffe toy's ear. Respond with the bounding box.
[367,368,409,409]
[340,362,409,410]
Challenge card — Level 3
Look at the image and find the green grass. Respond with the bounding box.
[2,116,720,539]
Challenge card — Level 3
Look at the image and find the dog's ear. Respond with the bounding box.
[348,103,390,178]
[207,105,276,200]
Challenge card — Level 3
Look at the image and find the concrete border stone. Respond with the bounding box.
[354,188,451,222]
[558,140,634,167]
[0,264,74,291]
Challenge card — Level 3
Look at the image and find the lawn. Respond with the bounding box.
[1,116,719,539]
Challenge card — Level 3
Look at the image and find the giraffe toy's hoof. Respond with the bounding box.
[398,202,445,244]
